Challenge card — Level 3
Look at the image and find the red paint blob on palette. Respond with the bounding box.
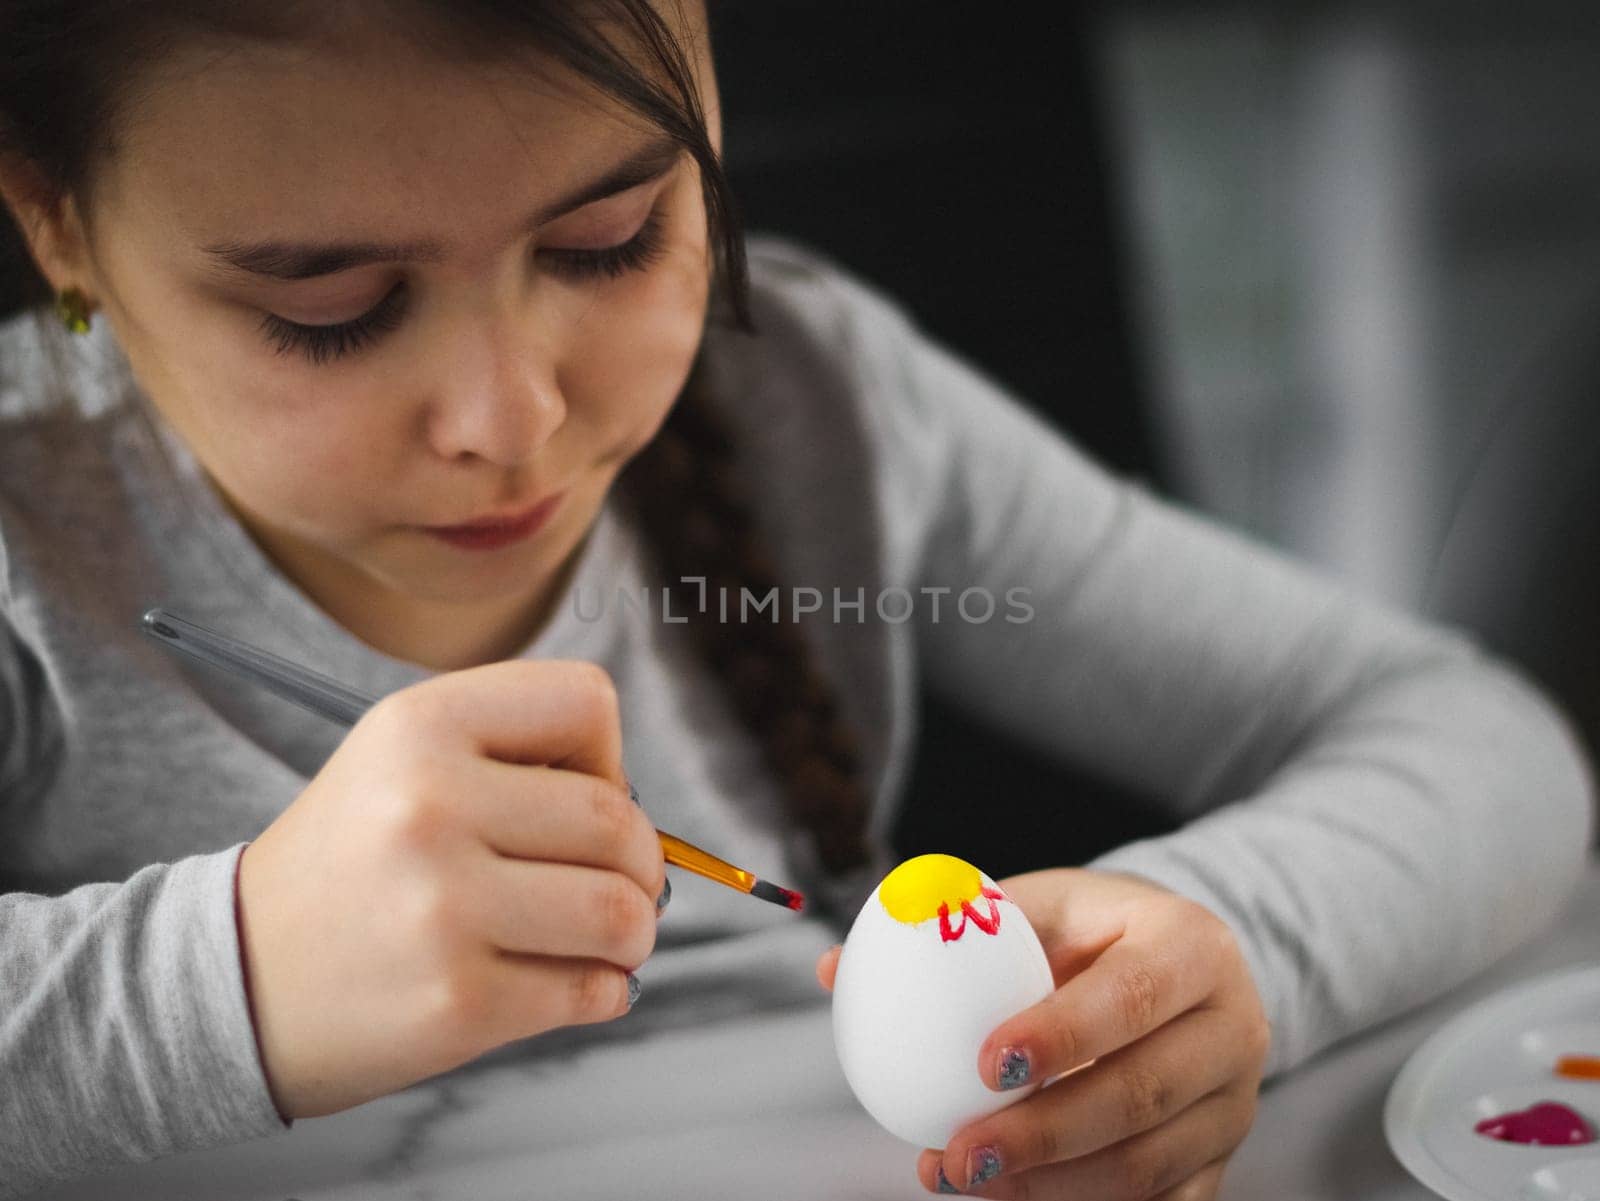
[1473,1102,1595,1146]
[1555,1054,1600,1081]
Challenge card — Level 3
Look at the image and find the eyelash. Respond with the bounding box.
[542,206,669,282]
[259,283,407,366]
[259,206,670,366]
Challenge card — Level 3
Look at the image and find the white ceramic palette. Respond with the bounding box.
[1385,963,1600,1201]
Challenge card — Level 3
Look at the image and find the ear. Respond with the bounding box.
[0,151,95,296]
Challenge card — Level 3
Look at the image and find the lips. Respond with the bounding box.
[423,491,564,550]
[431,494,560,532]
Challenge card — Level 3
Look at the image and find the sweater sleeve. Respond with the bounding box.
[833,268,1597,1079]
[0,604,290,1196]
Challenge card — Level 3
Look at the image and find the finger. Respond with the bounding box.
[817,944,842,991]
[1148,1158,1229,1201]
[480,952,640,1045]
[995,871,1122,975]
[918,1087,1249,1199]
[388,659,625,785]
[997,869,1182,984]
[465,762,664,899]
[939,1006,1242,1181]
[918,1152,958,1195]
[469,858,660,970]
[978,915,1224,1090]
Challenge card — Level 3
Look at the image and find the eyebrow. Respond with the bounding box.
[203,135,683,281]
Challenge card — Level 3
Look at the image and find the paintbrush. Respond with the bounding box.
[140,606,805,912]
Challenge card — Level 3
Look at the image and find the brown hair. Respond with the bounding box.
[0,0,873,875]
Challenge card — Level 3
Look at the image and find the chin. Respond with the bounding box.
[430,547,554,591]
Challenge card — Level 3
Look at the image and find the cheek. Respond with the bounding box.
[216,390,400,533]
[148,347,399,535]
[102,256,404,529]
[563,241,711,461]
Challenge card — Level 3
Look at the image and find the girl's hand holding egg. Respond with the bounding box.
[237,660,667,1120]
[819,863,1270,1199]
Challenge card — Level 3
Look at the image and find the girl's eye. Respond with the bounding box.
[259,283,408,366]
[258,206,670,366]
[539,206,669,282]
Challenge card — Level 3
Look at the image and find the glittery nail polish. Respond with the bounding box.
[628,780,643,807]
[626,972,641,1008]
[966,1147,1001,1189]
[935,1166,962,1194]
[656,876,672,913]
[997,1047,1030,1090]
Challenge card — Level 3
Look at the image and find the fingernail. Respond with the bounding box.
[934,1166,962,1194]
[628,780,643,807]
[626,972,641,1008]
[966,1147,1001,1189]
[997,1047,1030,1090]
[656,876,672,913]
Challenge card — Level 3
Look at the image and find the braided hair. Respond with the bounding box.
[617,354,875,876]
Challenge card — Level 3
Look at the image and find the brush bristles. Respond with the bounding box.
[750,879,805,911]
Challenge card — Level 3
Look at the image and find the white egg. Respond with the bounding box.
[831,853,1055,1149]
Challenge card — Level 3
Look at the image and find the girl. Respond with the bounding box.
[0,2,1591,1198]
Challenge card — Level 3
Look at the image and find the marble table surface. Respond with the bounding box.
[34,859,1600,1201]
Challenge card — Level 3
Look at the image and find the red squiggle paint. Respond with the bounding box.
[938,886,1007,943]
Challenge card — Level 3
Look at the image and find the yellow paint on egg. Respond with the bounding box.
[877,853,984,924]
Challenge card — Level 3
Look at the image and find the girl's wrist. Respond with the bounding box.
[233,842,292,1129]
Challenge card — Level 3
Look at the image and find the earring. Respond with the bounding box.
[55,287,92,335]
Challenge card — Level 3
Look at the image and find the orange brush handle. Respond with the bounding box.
[657,830,758,894]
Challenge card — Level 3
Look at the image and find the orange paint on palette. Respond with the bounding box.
[1556,1055,1600,1081]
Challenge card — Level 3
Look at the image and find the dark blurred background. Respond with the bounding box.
[711,3,1182,874]
[709,0,1600,873]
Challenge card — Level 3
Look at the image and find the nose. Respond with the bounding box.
[425,312,566,468]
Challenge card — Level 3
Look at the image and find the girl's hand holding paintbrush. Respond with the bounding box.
[141,607,804,1121]
[237,660,665,1119]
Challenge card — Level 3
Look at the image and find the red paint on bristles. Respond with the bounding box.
[749,878,805,911]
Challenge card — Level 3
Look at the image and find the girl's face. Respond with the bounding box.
[59,13,718,667]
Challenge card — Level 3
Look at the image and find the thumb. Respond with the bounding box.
[816,943,842,991]
[993,867,1131,984]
